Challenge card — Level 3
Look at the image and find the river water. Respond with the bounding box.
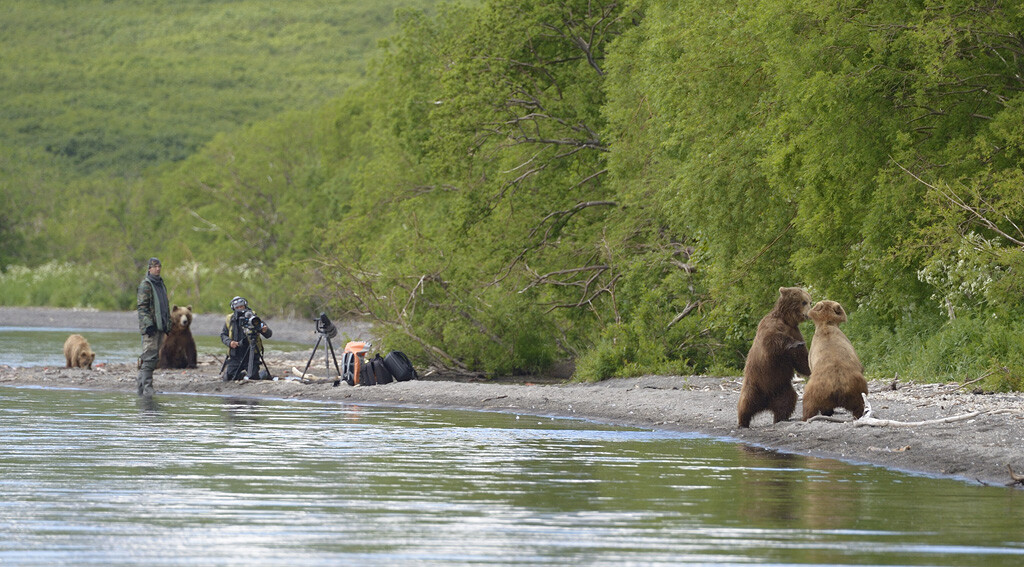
[0,327,306,367]
[2,385,1023,566]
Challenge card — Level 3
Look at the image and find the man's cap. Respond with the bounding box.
[148,257,161,267]
[230,296,248,310]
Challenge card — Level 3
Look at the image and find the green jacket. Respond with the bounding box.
[137,274,170,334]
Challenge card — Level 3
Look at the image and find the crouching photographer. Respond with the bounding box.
[220,296,273,381]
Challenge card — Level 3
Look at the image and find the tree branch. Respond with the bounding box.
[893,158,1024,247]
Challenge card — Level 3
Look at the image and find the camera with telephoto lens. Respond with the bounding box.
[240,308,262,332]
[316,312,338,339]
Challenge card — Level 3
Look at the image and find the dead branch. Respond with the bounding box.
[396,324,470,372]
[669,258,697,273]
[893,159,1024,247]
[530,201,618,240]
[491,200,618,286]
[1008,465,1024,487]
[402,273,440,319]
[807,393,995,427]
[538,1,623,76]
[518,264,610,293]
[568,168,608,190]
[854,411,984,427]
[959,370,995,391]
[666,302,700,330]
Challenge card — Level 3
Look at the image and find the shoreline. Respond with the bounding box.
[2,306,1023,489]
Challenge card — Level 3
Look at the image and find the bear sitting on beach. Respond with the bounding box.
[802,300,868,420]
[159,305,197,369]
[63,334,95,369]
[737,286,812,427]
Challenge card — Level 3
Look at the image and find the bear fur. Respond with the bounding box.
[737,287,813,427]
[158,304,198,369]
[802,300,868,420]
[63,334,95,369]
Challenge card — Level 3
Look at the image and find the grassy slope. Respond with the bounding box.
[0,0,435,174]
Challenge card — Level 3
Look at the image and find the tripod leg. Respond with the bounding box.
[247,341,257,379]
[327,338,342,376]
[326,338,342,386]
[324,337,330,377]
[300,335,324,378]
[229,343,249,381]
[255,344,272,379]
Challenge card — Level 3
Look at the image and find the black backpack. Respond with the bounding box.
[364,354,394,385]
[383,351,417,382]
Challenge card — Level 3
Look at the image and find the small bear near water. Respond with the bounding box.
[159,304,198,369]
[63,334,95,369]
[737,286,813,427]
[802,300,868,420]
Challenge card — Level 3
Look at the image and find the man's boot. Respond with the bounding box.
[137,367,155,396]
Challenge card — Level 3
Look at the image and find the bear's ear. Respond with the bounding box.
[778,286,785,295]
[186,305,193,311]
[173,305,179,311]
[833,304,843,316]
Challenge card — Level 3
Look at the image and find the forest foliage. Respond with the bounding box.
[3,0,1024,389]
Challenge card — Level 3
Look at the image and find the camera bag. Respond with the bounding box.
[341,351,358,386]
[366,354,394,385]
[384,351,417,382]
[360,362,377,386]
[342,341,369,385]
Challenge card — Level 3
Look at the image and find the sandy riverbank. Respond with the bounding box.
[1,307,1022,488]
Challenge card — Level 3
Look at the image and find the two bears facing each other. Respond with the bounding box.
[158,305,198,369]
[63,334,95,369]
[737,287,866,427]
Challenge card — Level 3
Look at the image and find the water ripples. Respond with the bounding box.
[2,386,1022,566]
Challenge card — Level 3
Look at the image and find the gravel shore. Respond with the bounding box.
[2,306,1022,489]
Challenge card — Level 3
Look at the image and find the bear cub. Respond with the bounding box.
[159,305,198,369]
[63,334,95,369]
[737,286,812,427]
[802,300,868,420]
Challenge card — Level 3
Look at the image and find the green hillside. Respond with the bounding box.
[0,0,439,268]
[1,0,430,173]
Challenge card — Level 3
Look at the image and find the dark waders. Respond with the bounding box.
[137,332,163,396]
[225,327,272,381]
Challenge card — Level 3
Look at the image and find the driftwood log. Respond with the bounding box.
[809,394,1024,488]
[1008,465,1024,487]
[807,394,1016,427]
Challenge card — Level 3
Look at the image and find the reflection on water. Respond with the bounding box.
[1,386,1022,566]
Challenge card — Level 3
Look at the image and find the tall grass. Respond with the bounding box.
[0,262,129,310]
[0,261,296,317]
[851,313,1024,392]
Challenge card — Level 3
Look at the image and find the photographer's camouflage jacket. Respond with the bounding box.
[137,275,170,334]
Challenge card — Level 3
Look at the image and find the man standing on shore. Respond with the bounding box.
[136,257,170,396]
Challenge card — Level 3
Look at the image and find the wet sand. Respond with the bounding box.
[2,306,1022,488]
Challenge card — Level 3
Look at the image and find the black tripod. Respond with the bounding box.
[300,313,342,386]
[228,327,273,381]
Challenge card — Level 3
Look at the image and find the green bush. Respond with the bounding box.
[574,324,640,382]
[0,262,130,310]
[851,311,1024,389]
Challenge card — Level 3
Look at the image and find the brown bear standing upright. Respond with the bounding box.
[737,287,812,427]
[159,305,198,369]
[802,300,868,420]
[63,334,95,369]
